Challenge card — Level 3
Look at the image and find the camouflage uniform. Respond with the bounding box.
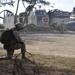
[6,22,26,59]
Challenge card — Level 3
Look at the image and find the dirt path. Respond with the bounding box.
[1,32,75,57]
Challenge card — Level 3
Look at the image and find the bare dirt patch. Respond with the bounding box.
[22,33,75,57]
[0,32,75,57]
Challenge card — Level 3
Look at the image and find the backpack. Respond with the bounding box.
[0,29,14,44]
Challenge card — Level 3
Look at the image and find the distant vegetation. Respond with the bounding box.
[0,24,5,29]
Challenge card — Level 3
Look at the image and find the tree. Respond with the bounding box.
[0,0,14,7]
[73,7,75,13]
[0,0,51,11]
[0,0,51,25]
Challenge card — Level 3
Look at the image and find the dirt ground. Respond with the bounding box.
[1,31,75,57]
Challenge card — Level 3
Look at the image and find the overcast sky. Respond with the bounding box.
[46,0,75,12]
[0,0,75,15]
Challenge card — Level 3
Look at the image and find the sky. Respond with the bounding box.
[46,0,75,12]
[0,0,75,15]
[0,0,75,24]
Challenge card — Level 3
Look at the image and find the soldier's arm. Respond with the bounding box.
[13,30,24,44]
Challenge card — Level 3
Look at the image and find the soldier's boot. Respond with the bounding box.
[22,52,26,59]
[21,44,26,59]
[7,50,14,59]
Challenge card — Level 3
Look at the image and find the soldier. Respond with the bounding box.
[5,22,26,59]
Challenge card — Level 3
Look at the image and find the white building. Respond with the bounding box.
[0,9,49,29]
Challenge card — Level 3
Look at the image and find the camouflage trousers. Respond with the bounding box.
[6,42,26,59]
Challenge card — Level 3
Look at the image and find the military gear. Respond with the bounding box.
[6,28,26,59]
[0,29,14,44]
[15,22,24,29]
[0,25,26,59]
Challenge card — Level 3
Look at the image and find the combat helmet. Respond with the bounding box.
[15,22,24,29]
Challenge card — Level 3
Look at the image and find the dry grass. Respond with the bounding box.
[0,32,75,75]
[0,53,75,75]
[32,54,75,75]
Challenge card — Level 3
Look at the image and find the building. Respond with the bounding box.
[0,9,49,29]
[19,10,49,27]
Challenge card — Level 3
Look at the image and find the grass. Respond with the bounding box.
[0,53,75,75]
[32,54,75,75]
